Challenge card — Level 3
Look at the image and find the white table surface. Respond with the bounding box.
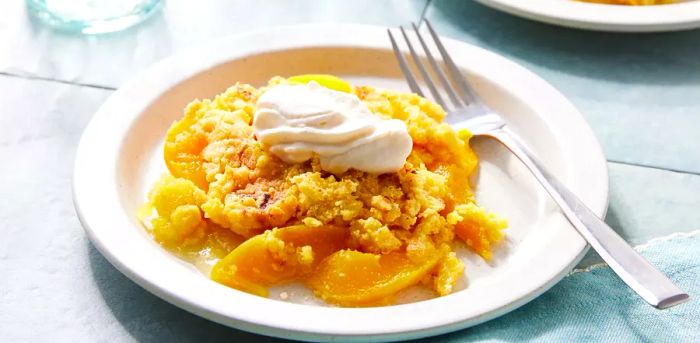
[1,0,698,341]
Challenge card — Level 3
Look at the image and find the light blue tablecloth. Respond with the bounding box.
[426,232,699,342]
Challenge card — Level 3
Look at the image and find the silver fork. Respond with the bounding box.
[388,20,689,309]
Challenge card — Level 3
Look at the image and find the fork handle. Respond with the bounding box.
[488,128,689,309]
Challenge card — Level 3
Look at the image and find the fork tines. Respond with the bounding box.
[388,20,482,110]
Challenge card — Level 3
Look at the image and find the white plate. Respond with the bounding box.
[476,0,700,32]
[73,24,608,342]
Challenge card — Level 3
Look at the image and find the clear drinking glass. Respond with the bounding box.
[27,0,163,34]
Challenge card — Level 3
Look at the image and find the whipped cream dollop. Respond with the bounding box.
[253,81,412,174]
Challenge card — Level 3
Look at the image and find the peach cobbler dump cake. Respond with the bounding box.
[139,75,507,306]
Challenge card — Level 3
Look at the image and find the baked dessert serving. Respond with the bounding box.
[139,75,507,306]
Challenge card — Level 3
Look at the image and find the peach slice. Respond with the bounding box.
[211,224,349,297]
[307,249,442,306]
[164,108,209,190]
[287,74,352,93]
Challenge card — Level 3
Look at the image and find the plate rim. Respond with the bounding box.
[73,23,609,341]
[476,0,700,32]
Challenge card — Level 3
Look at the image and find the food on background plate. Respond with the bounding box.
[578,0,674,5]
[139,75,507,306]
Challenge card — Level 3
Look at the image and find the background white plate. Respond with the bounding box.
[476,0,700,32]
[73,24,608,341]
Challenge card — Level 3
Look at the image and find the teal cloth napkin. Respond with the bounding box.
[427,232,699,342]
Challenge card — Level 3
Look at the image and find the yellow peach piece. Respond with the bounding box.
[307,249,443,306]
[211,225,349,297]
[287,74,352,93]
[163,104,210,190]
